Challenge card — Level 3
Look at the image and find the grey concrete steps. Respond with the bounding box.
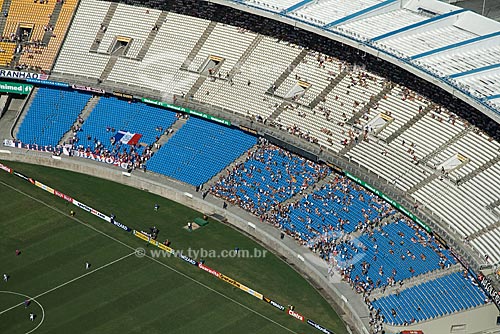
[151,115,188,154]
[346,82,393,126]
[420,126,473,165]
[186,75,208,100]
[13,88,38,139]
[384,102,434,144]
[458,154,500,185]
[308,70,348,110]
[90,2,118,52]
[407,172,441,195]
[136,11,168,60]
[59,95,100,146]
[276,172,337,209]
[267,48,308,93]
[41,0,64,45]
[203,143,260,189]
[99,56,118,82]
[0,0,12,36]
[266,100,290,122]
[370,264,463,299]
[180,21,217,70]
[227,34,263,79]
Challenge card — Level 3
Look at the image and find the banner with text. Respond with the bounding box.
[0,69,48,81]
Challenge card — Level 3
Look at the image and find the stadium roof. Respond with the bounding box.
[207,0,500,123]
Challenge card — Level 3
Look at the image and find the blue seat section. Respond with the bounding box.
[146,117,257,186]
[210,144,330,215]
[333,219,456,288]
[17,88,91,147]
[78,97,178,157]
[371,272,488,325]
[273,176,391,241]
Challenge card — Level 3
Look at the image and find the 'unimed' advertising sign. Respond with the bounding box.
[0,81,33,94]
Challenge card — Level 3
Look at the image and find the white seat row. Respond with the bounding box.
[97,4,161,59]
[52,0,111,77]
[413,161,500,239]
[107,12,210,95]
[348,108,466,190]
[188,24,257,73]
[471,227,500,264]
[274,52,343,105]
[428,131,500,180]
[193,37,302,120]
[363,85,429,141]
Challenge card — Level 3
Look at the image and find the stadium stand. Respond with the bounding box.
[333,219,456,288]
[271,69,387,150]
[146,116,257,186]
[0,41,15,66]
[371,272,488,325]
[5,0,500,332]
[268,174,392,238]
[96,4,162,59]
[17,0,79,71]
[107,11,211,95]
[211,142,330,215]
[75,97,179,168]
[193,36,302,120]
[17,87,91,147]
[52,0,112,77]
[3,0,56,44]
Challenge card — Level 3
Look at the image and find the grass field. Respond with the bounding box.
[0,161,347,334]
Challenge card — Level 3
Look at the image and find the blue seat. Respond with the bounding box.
[18,87,91,147]
[371,272,487,325]
[146,117,257,186]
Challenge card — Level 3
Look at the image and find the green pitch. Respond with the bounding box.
[0,161,347,334]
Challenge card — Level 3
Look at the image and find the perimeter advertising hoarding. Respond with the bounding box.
[178,253,198,266]
[0,162,12,173]
[133,230,174,252]
[219,273,241,288]
[34,180,54,194]
[113,91,133,99]
[307,320,334,334]
[263,297,286,311]
[141,97,231,126]
[54,189,73,203]
[0,81,33,94]
[198,263,220,278]
[287,309,304,322]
